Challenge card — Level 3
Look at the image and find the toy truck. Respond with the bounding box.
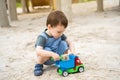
[55,54,84,77]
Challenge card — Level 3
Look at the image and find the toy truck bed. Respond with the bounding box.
[55,54,77,70]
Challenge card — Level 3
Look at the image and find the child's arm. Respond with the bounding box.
[36,46,60,61]
[66,39,75,54]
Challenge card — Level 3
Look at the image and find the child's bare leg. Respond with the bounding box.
[37,56,50,64]
[34,54,50,76]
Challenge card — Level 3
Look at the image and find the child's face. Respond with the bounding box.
[48,24,65,39]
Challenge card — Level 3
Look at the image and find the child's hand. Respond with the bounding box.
[62,54,69,60]
[51,52,60,61]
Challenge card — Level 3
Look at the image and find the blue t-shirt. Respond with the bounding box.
[35,29,67,48]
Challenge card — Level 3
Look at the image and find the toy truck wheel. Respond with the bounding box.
[78,66,84,73]
[62,71,69,77]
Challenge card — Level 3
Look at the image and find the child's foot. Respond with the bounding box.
[34,64,43,76]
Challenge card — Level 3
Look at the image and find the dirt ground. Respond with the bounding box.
[0,0,120,80]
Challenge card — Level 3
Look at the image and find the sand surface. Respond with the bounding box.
[0,0,120,80]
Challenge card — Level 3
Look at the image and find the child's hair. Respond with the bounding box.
[46,10,68,28]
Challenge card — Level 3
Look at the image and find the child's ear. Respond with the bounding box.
[48,24,52,29]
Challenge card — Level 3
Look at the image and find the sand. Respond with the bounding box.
[0,0,120,80]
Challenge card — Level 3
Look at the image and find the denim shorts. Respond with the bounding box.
[44,41,68,65]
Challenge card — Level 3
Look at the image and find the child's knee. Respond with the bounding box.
[60,41,68,46]
[57,41,69,55]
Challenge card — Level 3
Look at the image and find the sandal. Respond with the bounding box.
[34,64,43,76]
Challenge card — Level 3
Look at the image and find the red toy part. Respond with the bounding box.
[75,57,82,66]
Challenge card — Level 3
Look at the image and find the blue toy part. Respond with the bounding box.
[55,54,77,71]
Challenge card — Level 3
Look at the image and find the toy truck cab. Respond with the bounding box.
[55,54,84,77]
